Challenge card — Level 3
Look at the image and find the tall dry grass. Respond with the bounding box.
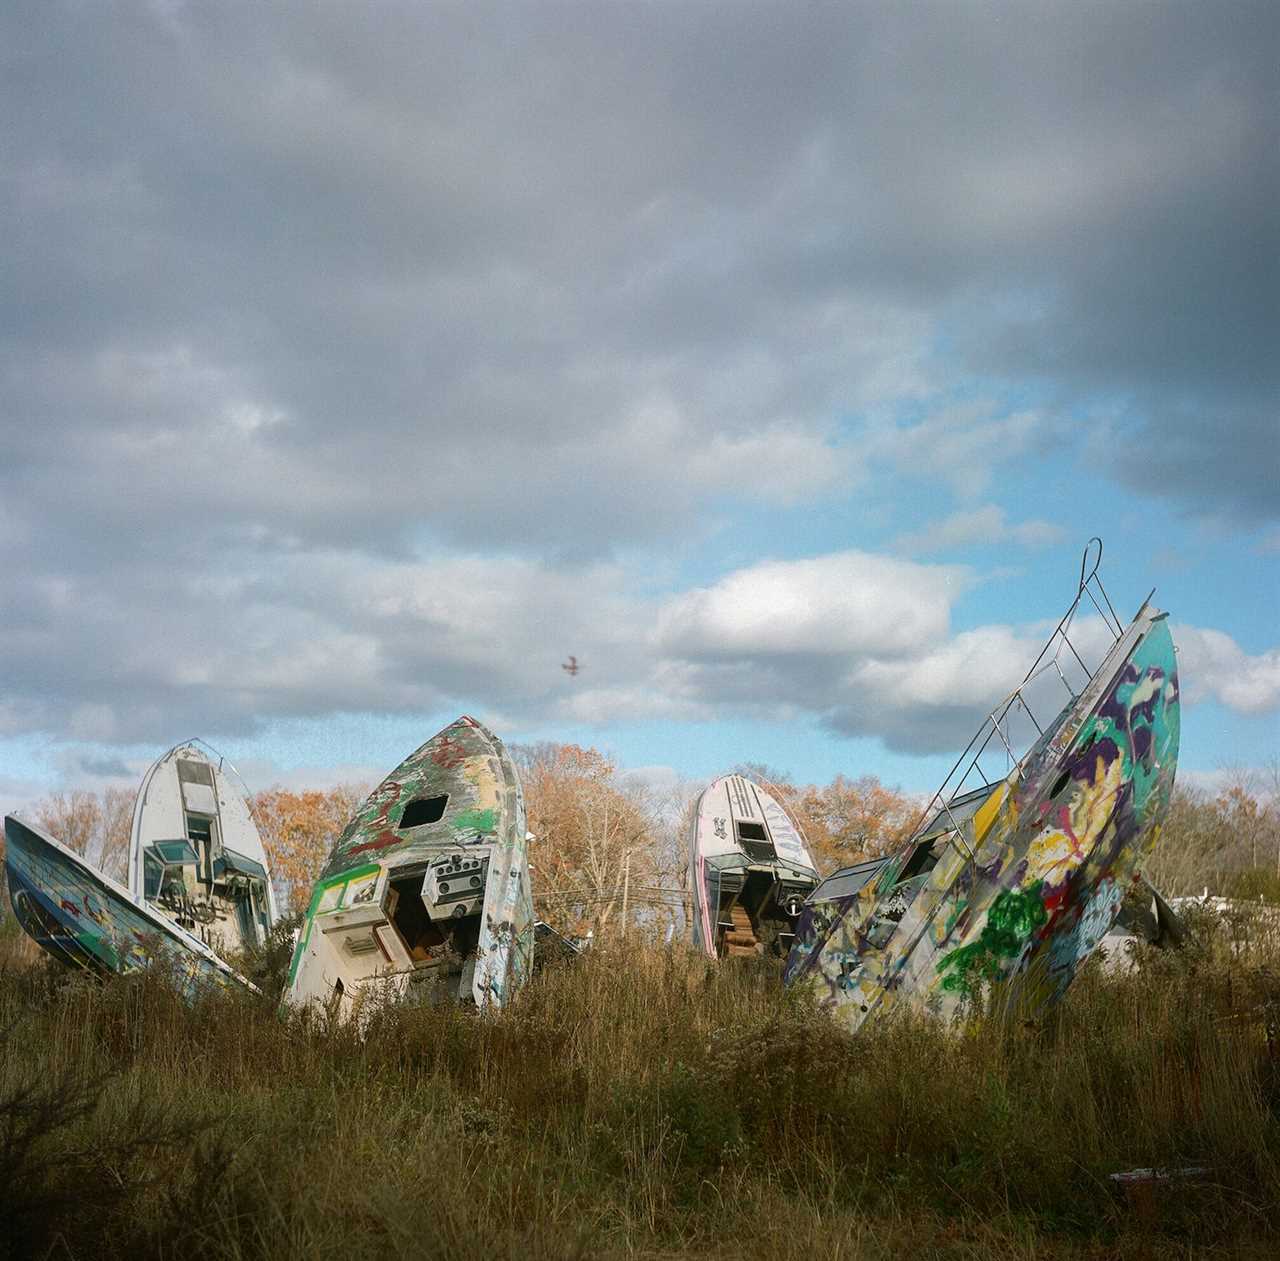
[0,906,1277,1260]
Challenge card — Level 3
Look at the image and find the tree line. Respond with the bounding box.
[10,749,1280,934]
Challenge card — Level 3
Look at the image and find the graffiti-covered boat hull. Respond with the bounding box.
[284,716,533,1021]
[690,774,818,958]
[3,814,256,995]
[786,597,1180,1029]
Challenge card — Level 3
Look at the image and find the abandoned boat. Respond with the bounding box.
[4,739,273,994]
[4,814,256,995]
[283,716,534,1021]
[689,774,819,958]
[784,540,1180,1029]
[128,740,279,959]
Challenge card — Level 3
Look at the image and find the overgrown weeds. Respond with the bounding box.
[0,910,1276,1260]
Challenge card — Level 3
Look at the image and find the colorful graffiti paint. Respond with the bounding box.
[785,601,1180,1030]
[3,815,256,996]
[284,716,534,1021]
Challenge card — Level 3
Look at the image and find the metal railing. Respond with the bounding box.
[907,538,1131,860]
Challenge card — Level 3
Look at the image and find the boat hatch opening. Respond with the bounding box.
[736,820,776,862]
[898,839,940,887]
[862,842,944,950]
[728,869,774,929]
[176,758,218,815]
[400,795,449,829]
[184,813,217,882]
[386,874,447,962]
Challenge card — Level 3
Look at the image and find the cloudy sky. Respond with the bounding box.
[2,1,1276,811]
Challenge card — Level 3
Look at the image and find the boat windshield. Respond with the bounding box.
[215,847,269,881]
[916,783,1000,841]
[807,858,889,905]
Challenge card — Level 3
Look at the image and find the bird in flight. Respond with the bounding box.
[562,655,581,677]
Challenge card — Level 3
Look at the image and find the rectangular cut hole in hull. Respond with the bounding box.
[400,795,449,829]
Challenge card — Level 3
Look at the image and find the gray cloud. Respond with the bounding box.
[0,2,1275,752]
[1,529,1275,763]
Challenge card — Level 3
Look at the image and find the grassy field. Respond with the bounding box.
[0,907,1277,1261]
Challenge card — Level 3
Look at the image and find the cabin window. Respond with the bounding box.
[916,784,1000,840]
[154,840,198,865]
[809,859,888,904]
[217,848,269,881]
[400,795,449,829]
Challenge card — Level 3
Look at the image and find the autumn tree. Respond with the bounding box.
[789,775,919,874]
[514,743,661,938]
[1144,765,1280,899]
[252,785,366,912]
[33,787,135,882]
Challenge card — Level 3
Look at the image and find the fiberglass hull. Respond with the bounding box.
[785,611,1180,1029]
[689,774,818,959]
[284,715,534,1020]
[4,814,256,996]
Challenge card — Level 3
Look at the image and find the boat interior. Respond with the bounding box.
[712,862,816,958]
[309,846,494,1010]
[141,829,271,957]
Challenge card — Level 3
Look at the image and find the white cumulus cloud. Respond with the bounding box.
[657,551,969,662]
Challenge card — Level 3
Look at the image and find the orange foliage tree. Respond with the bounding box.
[790,774,920,873]
[252,785,367,912]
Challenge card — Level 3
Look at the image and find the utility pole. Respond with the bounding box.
[621,849,631,938]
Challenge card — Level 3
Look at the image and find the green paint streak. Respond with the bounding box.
[452,808,497,835]
[287,863,383,987]
[937,881,1047,996]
